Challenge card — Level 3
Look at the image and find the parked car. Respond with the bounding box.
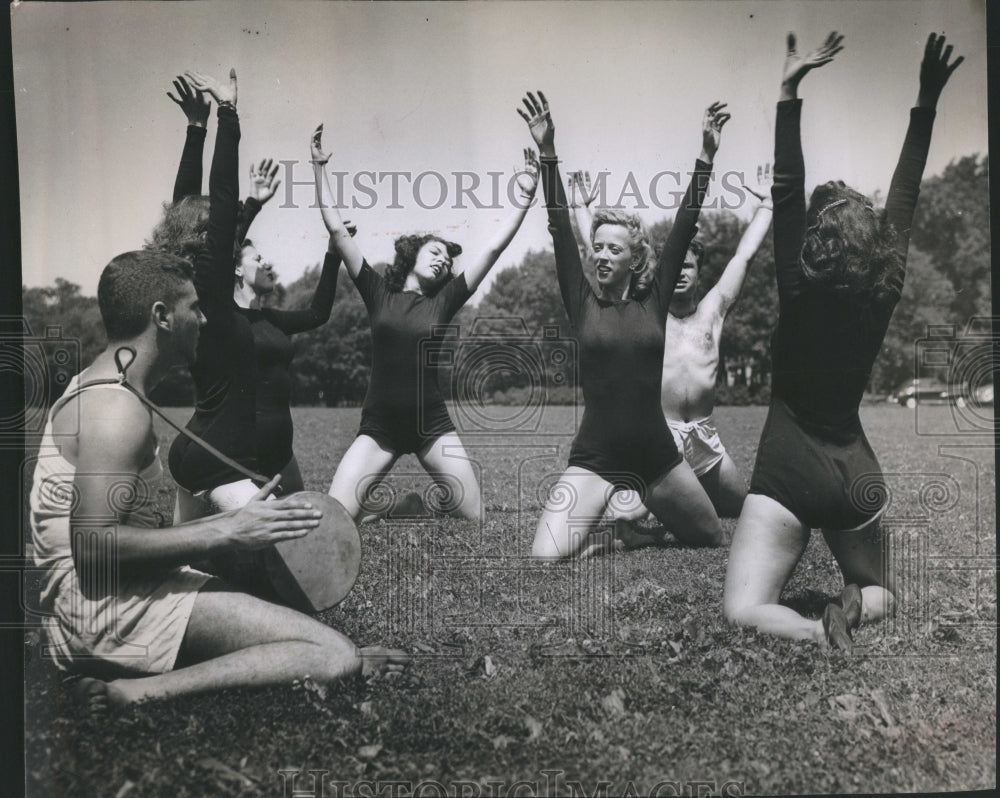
[888,379,953,408]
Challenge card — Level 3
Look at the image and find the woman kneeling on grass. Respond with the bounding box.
[318,130,539,523]
[519,90,730,559]
[723,32,962,650]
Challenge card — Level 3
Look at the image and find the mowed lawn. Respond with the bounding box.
[24,405,996,796]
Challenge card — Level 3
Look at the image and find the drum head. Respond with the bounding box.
[263,492,361,613]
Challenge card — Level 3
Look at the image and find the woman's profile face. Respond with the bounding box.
[238,244,277,295]
[591,224,634,294]
[411,240,454,290]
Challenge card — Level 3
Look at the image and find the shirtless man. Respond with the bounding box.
[30,249,405,714]
[568,169,772,538]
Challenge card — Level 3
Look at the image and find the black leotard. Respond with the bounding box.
[540,155,712,492]
[352,261,472,454]
[749,99,935,529]
[167,108,341,490]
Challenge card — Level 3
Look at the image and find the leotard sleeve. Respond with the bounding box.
[653,158,713,315]
[194,105,241,314]
[540,156,590,326]
[772,99,807,303]
[262,250,342,335]
[438,274,473,320]
[172,125,206,202]
[883,107,936,298]
[236,197,262,244]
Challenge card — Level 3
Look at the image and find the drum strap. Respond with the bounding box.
[59,346,273,487]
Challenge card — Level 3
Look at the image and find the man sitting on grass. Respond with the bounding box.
[30,250,406,714]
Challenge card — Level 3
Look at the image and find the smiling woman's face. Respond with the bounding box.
[412,239,454,288]
[591,223,633,294]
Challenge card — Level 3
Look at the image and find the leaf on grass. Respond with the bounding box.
[524,715,543,742]
[484,655,498,677]
[414,642,436,654]
[668,640,683,656]
[358,701,375,716]
[196,757,256,787]
[357,744,383,760]
[870,690,896,726]
[114,780,135,798]
[601,688,627,717]
[491,734,516,750]
[831,693,861,716]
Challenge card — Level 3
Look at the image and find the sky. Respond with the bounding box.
[12,0,989,301]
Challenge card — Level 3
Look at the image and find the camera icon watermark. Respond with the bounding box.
[419,317,578,437]
[913,317,997,435]
[1,318,81,442]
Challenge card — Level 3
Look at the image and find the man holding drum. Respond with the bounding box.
[30,249,406,714]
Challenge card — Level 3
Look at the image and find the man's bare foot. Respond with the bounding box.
[614,518,666,551]
[359,646,409,680]
[72,677,130,717]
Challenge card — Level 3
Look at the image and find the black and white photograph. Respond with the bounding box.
[9,1,994,795]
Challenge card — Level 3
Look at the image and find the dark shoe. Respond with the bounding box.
[614,518,664,551]
[822,603,854,653]
[839,584,863,631]
[390,490,429,518]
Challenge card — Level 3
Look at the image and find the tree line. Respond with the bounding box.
[22,154,990,407]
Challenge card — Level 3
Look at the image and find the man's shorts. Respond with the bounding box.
[667,416,727,478]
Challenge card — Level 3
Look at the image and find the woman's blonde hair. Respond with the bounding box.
[590,210,655,299]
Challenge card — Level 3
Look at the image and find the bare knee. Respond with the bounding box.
[723,592,755,627]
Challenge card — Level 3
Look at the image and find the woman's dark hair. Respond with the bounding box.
[384,234,463,295]
[146,195,249,264]
[800,181,903,304]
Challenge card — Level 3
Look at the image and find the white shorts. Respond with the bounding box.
[667,416,727,478]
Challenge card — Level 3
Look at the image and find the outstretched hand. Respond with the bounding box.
[701,101,730,162]
[249,158,281,205]
[167,75,210,127]
[517,91,555,157]
[742,163,774,209]
[569,171,597,209]
[310,123,330,166]
[782,31,843,89]
[513,148,540,207]
[184,68,238,107]
[918,33,963,108]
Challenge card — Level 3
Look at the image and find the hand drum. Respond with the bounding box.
[262,492,361,613]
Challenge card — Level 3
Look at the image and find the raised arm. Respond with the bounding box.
[184,69,241,306]
[708,167,774,313]
[312,124,365,280]
[654,102,727,309]
[460,148,539,292]
[69,391,321,596]
[236,158,281,243]
[772,32,844,301]
[518,90,589,324]
[884,33,960,286]
[568,171,596,262]
[167,75,210,201]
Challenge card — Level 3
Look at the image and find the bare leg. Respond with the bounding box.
[328,435,398,521]
[722,493,824,643]
[822,519,895,625]
[533,467,614,559]
[99,580,402,705]
[417,432,482,521]
[644,460,727,547]
[698,453,747,518]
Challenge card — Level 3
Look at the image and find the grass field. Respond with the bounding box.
[24,405,996,796]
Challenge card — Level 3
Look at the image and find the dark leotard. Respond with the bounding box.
[353,261,472,455]
[167,108,341,491]
[749,99,935,529]
[540,155,712,492]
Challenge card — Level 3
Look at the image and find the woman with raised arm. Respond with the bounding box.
[519,91,729,559]
[317,132,539,522]
[147,74,280,260]
[162,71,349,594]
[723,33,962,649]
